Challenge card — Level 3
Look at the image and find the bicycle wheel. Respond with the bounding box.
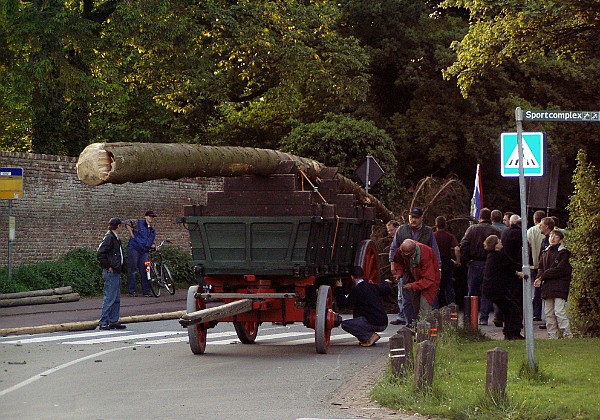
[162,264,176,295]
[150,263,161,297]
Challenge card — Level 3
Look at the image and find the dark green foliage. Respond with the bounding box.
[281,113,401,209]
[157,245,195,286]
[0,248,104,296]
[566,150,600,337]
[0,246,195,296]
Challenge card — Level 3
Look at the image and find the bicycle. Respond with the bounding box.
[145,240,176,297]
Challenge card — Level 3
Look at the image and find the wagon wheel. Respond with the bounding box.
[315,285,333,354]
[186,286,207,354]
[355,240,381,283]
[234,321,259,344]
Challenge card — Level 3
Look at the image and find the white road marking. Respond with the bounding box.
[1,330,128,344]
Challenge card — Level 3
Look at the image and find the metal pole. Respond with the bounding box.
[365,155,371,194]
[8,199,13,283]
[515,107,535,368]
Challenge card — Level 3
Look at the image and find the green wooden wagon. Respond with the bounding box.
[177,172,382,354]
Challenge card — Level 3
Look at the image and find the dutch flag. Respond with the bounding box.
[470,164,483,221]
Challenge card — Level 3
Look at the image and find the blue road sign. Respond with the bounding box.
[500,132,545,177]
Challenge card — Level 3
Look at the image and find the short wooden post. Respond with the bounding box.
[486,347,508,399]
[414,340,436,391]
[439,306,450,330]
[463,296,471,329]
[389,326,413,375]
[426,312,438,340]
[416,320,431,343]
[470,296,479,329]
[435,309,444,334]
[448,303,459,328]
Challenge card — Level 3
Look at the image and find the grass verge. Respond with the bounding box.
[371,330,600,419]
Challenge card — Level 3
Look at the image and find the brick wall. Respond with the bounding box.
[0,151,223,265]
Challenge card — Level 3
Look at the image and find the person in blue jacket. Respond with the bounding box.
[125,211,157,297]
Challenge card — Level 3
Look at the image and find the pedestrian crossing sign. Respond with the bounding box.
[500,132,545,177]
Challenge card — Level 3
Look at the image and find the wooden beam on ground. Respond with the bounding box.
[0,286,73,300]
[0,310,187,337]
[179,299,253,327]
[0,293,80,308]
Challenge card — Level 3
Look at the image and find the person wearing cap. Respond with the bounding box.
[388,207,440,326]
[97,217,126,330]
[124,211,157,297]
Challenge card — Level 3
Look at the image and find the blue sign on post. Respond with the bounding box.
[500,132,545,177]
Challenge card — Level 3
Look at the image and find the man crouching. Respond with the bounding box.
[335,266,392,347]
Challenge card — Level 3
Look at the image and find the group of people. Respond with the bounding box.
[96,211,158,330]
[464,208,573,340]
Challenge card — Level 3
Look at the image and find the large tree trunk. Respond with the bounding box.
[76,142,395,221]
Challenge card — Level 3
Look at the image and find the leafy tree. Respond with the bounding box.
[280,113,400,209]
[440,0,600,96]
[97,0,370,148]
[566,150,600,337]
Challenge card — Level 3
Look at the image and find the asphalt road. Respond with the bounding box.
[0,316,405,419]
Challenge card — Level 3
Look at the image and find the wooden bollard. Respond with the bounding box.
[426,312,438,340]
[416,320,431,343]
[414,340,436,391]
[389,326,414,375]
[448,303,459,328]
[439,306,450,329]
[434,309,444,334]
[470,296,480,330]
[463,296,471,329]
[486,347,508,399]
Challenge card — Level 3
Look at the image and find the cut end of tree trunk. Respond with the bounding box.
[76,143,114,186]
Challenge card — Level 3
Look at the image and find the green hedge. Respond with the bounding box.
[0,246,195,296]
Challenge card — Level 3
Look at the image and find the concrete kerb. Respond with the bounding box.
[0,310,186,337]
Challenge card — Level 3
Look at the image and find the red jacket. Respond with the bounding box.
[393,243,441,305]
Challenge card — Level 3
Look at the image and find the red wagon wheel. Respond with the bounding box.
[354,240,381,283]
[315,285,333,354]
[186,286,207,354]
[234,321,259,344]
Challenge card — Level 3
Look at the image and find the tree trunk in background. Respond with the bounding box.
[76,142,395,221]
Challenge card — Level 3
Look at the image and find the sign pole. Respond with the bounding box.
[516,107,535,368]
[8,199,13,283]
[365,155,371,194]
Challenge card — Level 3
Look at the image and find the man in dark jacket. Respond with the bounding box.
[97,217,126,330]
[460,208,500,325]
[335,266,391,347]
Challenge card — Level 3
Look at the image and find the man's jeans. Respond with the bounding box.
[467,261,491,323]
[128,247,150,295]
[100,269,122,326]
[396,275,416,325]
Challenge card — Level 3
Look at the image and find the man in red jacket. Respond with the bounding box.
[393,239,441,322]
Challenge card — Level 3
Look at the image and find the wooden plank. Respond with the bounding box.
[179,299,253,327]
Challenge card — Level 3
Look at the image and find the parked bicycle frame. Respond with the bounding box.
[145,240,176,297]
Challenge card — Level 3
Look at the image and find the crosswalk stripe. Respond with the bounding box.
[1,330,128,344]
[63,330,187,345]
